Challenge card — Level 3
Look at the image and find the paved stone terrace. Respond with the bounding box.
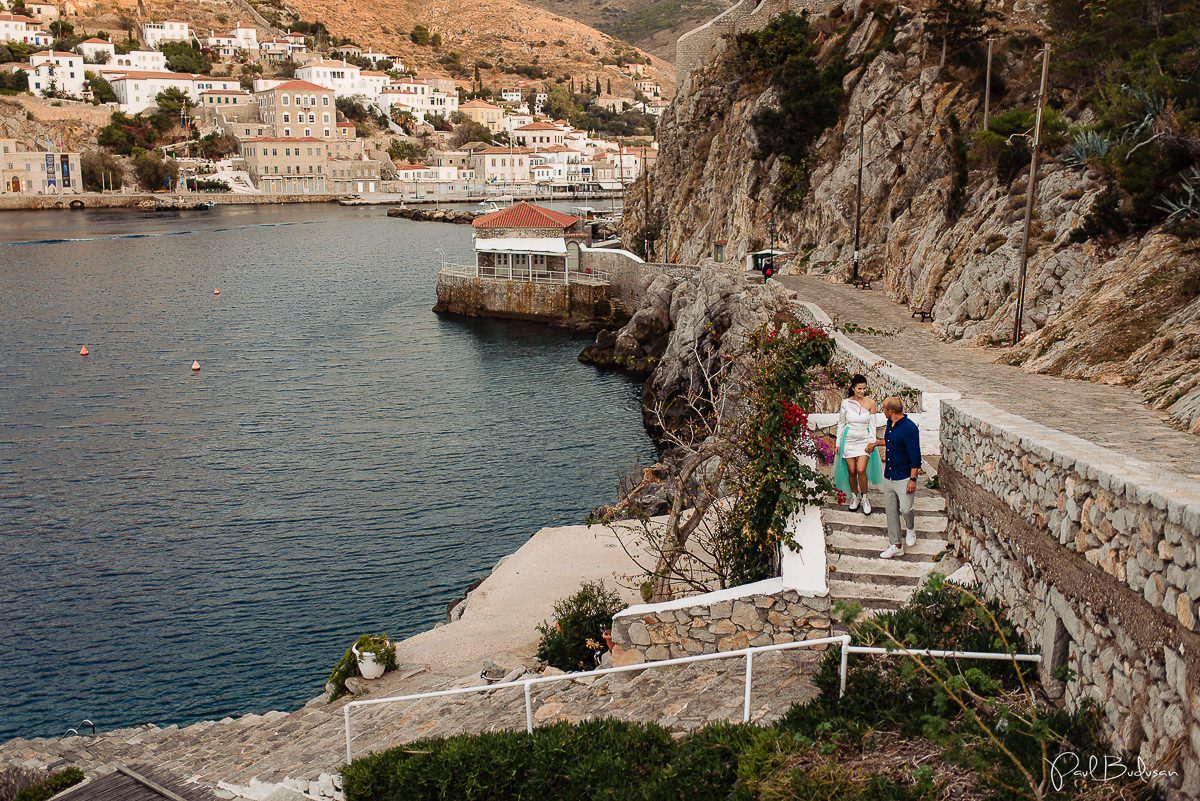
[0,651,820,791]
[778,274,1200,475]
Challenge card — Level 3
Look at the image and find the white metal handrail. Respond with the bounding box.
[437,263,611,285]
[342,635,1042,763]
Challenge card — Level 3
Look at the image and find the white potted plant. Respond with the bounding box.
[351,633,396,680]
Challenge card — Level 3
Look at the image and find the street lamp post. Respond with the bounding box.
[852,113,865,282]
[767,217,776,278]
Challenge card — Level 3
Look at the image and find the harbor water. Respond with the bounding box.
[0,203,654,741]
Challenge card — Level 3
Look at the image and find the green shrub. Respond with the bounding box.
[536,580,625,671]
[327,634,398,700]
[8,769,84,801]
[342,719,676,801]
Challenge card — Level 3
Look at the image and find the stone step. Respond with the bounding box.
[829,493,945,513]
[827,579,920,611]
[821,513,946,538]
[826,530,948,562]
[826,553,941,586]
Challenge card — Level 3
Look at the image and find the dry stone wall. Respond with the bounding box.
[940,399,1200,799]
[611,585,833,666]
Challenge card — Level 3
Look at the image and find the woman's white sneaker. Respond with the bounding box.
[905,530,916,547]
[880,544,904,559]
[848,494,859,511]
[861,496,872,515]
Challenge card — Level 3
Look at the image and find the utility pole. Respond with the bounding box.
[983,37,994,130]
[852,113,865,282]
[1012,44,1051,345]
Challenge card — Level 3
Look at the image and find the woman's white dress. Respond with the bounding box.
[839,399,876,459]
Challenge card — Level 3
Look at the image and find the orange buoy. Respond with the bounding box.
[191,360,200,372]
[214,288,220,295]
[79,345,89,356]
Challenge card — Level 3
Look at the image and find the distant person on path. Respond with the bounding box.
[833,374,882,515]
[865,396,921,559]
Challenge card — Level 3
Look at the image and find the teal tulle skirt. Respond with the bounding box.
[832,426,883,495]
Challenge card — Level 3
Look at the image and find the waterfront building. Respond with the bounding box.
[142,20,191,49]
[77,38,115,63]
[239,136,327,194]
[1,137,82,195]
[27,50,84,96]
[471,202,584,281]
[471,145,531,188]
[328,154,379,194]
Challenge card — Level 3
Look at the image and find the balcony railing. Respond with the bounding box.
[438,259,610,286]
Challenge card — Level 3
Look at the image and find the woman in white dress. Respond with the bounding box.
[837,374,879,514]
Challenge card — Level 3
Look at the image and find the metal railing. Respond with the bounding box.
[436,260,611,286]
[342,635,1040,762]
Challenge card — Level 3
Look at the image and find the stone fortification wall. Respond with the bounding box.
[611,582,833,666]
[433,272,614,330]
[940,399,1200,798]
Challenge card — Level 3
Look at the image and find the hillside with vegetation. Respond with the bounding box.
[51,0,675,97]
[623,0,1200,434]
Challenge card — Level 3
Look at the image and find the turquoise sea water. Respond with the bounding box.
[0,203,655,741]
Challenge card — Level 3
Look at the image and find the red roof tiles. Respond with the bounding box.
[472,202,579,229]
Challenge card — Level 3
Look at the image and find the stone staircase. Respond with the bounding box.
[823,490,950,616]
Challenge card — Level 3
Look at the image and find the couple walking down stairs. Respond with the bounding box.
[822,479,950,617]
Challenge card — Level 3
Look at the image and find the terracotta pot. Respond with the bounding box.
[601,630,614,651]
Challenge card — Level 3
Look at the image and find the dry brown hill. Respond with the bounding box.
[519,0,732,61]
[67,0,675,97]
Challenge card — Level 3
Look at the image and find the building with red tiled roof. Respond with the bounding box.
[473,202,579,230]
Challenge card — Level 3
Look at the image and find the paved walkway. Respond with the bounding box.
[779,275,1200,477]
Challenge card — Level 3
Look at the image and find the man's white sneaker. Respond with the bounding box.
[861,496,872,515]
[848,494,859,511]
[905,530,916,547]
[880,544,904,559]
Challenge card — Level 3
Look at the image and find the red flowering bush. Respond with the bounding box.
[724,313,842,584]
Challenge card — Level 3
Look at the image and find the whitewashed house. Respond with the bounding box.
[77,37,116,63]
[28,50,84,95]
[142,20,191,49]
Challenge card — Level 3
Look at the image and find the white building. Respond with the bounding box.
[28,50,85,96]
[206,23,258,58]
[471,145,531,187]
[142,20,191,49]
[77,38,116,63]
[104,50,168,71]
[107,70,239,113]
[1,137,82,194]
[23,2,58,21]
[0,14,50,46]
[512,121,565,148]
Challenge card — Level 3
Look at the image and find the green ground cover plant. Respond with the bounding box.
[344,578,1155,800]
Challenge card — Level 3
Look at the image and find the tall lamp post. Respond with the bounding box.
[767,217,776,278]
[852,113,865,282]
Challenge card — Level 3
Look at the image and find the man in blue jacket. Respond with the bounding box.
[864,396,921,559]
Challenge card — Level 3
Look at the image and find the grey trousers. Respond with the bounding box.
[883,477,916,546]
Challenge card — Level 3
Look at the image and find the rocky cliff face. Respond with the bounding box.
[624,0,1200,434]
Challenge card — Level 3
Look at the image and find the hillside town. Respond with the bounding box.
[0,5,665,197]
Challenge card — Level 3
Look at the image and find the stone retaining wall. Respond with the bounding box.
[940,399,1200,798]
[433,271,615,330]
[0,193,339,211]
[611,581,833,666]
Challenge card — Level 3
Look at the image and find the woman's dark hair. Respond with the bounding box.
[847,374,868,397]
